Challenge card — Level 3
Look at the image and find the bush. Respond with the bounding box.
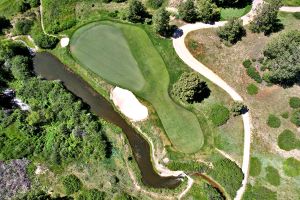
[209,159,243,198]
[178,0,198,23]
[267,114,281,128]
[18,1,31,13]
[217,18,246,44]
[15,19,33,35]
[278,129,300,151]
[209,104,230,126]
[242,59,252,68]
[172,72,210,103]
[246,84,258,95]
[289,97,300,109]
[62,174,82,195]
[27,0,40,7]
[196,0,221,23]
[291,109,300,126]
[265,166,280,186]
[231,101,247,116]
[249,157,261,177]
[147,0,163,9]
[0,16,11,34]
[246,67,262,83]
[34,34,59,49]
[281,111,289,119]
[283,157,300,177]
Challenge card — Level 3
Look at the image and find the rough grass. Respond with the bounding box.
[249,157,261,177]
[265,166,280,186]
[246,83,258,95]
[220,5,252,21]
[0,0,22,18]
[209,104,230,126]
[70,22,204,153]
[283,0,300,6]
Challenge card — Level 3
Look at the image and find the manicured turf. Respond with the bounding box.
[220,5,252,21]
[71,22,204,153]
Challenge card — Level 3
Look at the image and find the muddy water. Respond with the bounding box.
[33,52,180,188]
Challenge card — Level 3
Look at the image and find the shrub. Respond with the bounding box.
[246,84,258,95]
[267,114,281,128]
[18,1,31,13]
[242,59,252,68]
[283,157,300,177]
[172,72,210,103]
[34,34,59,49]
[209,104,230,126]
[209,159,243,198]
[15,19,33,35]
[62,174,82,195]
[217,18,246,44]
[278,129,300,151]
[147,0,163,9]
[178,0,198,23]
[231,101,247,116]
[27,0,40,7]
[280,111,289,119]
[265,166,280,186]
[291,109,300,126]
[249,157,261,177]
[289,97,300,109]
[0,16,11,34]
[196,0,221,23]
[153,8,170,37]
[246,67,262,83]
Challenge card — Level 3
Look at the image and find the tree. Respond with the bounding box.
[179,0,198,23]
[0,16,11,34]
[147,0,163,9]
[18,1,31,13]
[217,18,246,44]
[212,0,251,8]
[10,55,31,80]
[231,101,247,116]
[127,0,148,23]
[34,34,59,49]
[249,0,282,34]
[153,8,170,37]
[196,0,220,23]
[172,72,210,103]
[262,30,300,85]
[27,0,40,7]
[15,19,33,35]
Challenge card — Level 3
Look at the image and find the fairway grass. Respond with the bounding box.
[70,22,204,153]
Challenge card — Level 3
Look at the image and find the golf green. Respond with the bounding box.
[70,22,204,153]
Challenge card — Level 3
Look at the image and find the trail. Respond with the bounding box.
[39,0,58,38]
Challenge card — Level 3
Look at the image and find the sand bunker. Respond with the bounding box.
[60,37,70,47]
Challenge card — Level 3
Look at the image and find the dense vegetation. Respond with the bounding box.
[15,19,34,35]
[217,18,245,44]
[171,72,210,103]
[0,16,10,34]
[153,8,170,37]
[33,34,59,49]
[230,101,247,116]
[209,159,243,198]
[278,129,300,151]
[262,30,300,85]
[127,0,149,23]
[62,174,83,195]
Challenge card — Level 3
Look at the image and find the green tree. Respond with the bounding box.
[27,0,40,7]
[34,34,59,49]
[231,101,247,116]
[263,30,300,85]
[171,72,210,103]
[0,16,10,34]
[196,0,220,23]
[179,0,198,23]
[15,19,33,35]
[217,18,245,44]
[62,174,82,195]
[10,55,31,80]
[153,8,170,37]
[127,0,148,23]
[147,0,163,9]
[249,0,282,34]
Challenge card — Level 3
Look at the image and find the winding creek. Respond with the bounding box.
[33,52,181,189]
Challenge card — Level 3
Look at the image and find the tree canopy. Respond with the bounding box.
[263,30,300,85]
[0,16,11,34]
[33,34,59,49]
[172,72,210,103]
[179,0,198,23]
[217,18,246,44]
[127,0,149,23]
[196,0,220,23]
[153,8,170,37]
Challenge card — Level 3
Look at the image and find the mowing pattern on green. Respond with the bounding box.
[71,23,145,92]
[70,22,204,153]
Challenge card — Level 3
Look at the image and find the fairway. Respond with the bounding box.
[71,22,204,153]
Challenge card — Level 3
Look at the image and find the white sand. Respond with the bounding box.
[60,37,70,47]
[111,87,148,122]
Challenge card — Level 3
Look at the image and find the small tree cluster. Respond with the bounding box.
[34,34,59,49]
[231,101,247,116]
[153,8,170,37]
[15,19,33,35]
[10,55,32,80]
[179,0,220,23]
[263,30,300,85]
[62,174,82,195]
[249,0,282,35]
[171,72,210,103]
[127,0,149,23]
[217,18,246,44]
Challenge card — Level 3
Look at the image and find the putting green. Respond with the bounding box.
[70,22,204,153]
